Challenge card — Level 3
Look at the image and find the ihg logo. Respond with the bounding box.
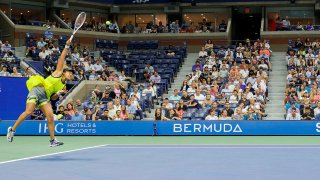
[132,0,150,3]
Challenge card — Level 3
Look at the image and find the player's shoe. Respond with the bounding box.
[7,126,15,142]
[50,138,64,147]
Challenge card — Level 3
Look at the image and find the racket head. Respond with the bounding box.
[71,12,86,39]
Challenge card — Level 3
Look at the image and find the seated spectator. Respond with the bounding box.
[10,67,22,77]
[286,107,301,120]
[37,38,47,49]
[305,22,314,31]
[141,84,154,98]
[167,109,181,120]
[244,108,258,120]
[149,71,161,83]
[98,109,112,120]
[199,46,208,58]
[180,90,190,102]
[169,89,181,102]
[154,108,164,120]
[92,59,104,73]
[301,107,314,120]
[205,110,219,120]
[194,89,205,105]
[205,40,213,50]
[108,71,119,81]
[143,63,154,79]
[89,70,98,80]
[120,105,129,120]
[38,47,48,60]
[3,51,15,62]
[107,101,117,118]
[119,70,132,82]
[219,20,227,32]
[233,108,244,120]
[114,99,122,111]
[1,41,12,53]
[0,65,10,76]
[187,94,199,108]
[192,61,203,71]
[219,109,232,120]
[282,16,291,30]
[113,110,122,120]
[163,98,173,109]
[71,108,85,121]
[100,91,113,104]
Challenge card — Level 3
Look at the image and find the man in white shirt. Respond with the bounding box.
[163,98,173,109]
[107,102,116,118]
[149,71,161,83]
[1,41,12,53]
[286,107,301,120]
[92,59,104,73]
[39,47,48,60]
[194,89,205,104]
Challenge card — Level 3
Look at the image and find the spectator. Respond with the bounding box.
[92,59,104,73]
[144,63,154,79]
[205,110,219,120]
[163,98,173,109]
[154,108,164,120]
[282,16,290,30]
[187,94,199,109]
[219,20,227,32]
[286,107,301,120]
[169,89,181,102]
[71,108,85,121]
[199,47,208,58]
[113,110,122,120]
[37,38,47,49]
[1,41,12,53]
[107,101,116,118]
[149,71,161,83]
[120,105,129,120]
[11,67,22,77]
[168,109,181,120]
[244,108,258,120]
[98,109,112,120]
[219,109,232,120]
[0,65,10,76]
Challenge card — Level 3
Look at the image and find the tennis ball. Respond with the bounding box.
[106,21,111,25]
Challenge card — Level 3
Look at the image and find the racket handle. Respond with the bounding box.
[70,34,74,41]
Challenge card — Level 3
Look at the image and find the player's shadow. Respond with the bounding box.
[30,155,96,162]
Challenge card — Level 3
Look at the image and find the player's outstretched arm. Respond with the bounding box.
[52,38,72,77]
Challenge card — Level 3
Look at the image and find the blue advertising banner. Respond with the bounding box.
[155,121,320,135]
[0,121,154,135]
[0,121,320,136]
[0,77,29,120]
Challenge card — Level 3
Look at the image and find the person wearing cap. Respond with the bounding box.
[7,37,74,147]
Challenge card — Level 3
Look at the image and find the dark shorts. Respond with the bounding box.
[26,87,49,107]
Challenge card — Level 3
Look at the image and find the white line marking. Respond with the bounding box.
[105,146,320,149]
[0,144,109,165]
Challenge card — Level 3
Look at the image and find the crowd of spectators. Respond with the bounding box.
[274,16,318,31]
[154,38,272,120]
[0,40,29,77]
[285,37,320,120]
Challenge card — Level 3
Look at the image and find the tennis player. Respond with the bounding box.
[7,37,74,147]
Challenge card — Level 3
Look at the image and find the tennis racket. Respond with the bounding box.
[70,12,86,40]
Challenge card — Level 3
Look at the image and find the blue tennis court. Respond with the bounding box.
[0,144,319,180]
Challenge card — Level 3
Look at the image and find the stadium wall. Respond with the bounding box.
[0,121,319,136]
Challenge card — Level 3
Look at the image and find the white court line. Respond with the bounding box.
[105,146,320,149]
[0,144,109,165]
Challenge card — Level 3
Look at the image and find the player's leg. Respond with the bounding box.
[7,102,36,142]
[39,103,64,147]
